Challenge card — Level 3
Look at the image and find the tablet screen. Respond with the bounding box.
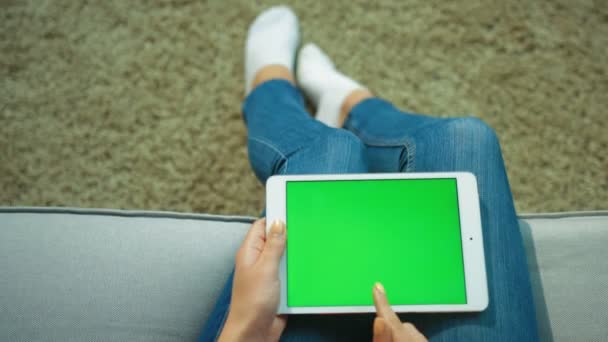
[285,178,467,307]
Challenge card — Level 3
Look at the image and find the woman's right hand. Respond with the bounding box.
[372,283,428,342]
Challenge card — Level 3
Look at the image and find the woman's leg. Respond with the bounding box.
[349,105,539,341]
[205,6,379,341]
[298,44,539,340]
[201,7,371,340]
[345,89,539,341]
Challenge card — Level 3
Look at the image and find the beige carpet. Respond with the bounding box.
[1,0,607,216]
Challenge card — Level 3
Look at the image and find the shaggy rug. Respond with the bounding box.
[1,0,607,215]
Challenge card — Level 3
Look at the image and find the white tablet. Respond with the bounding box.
[266,172,488,314]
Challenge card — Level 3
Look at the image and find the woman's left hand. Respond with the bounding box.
[218,218,287,342]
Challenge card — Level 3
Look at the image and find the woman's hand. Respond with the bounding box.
[218,218,287,342]
[372,283,427,342]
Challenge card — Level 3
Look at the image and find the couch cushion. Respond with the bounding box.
[0,207,253,342]
[519,212,608,342]
[0,207,607,341]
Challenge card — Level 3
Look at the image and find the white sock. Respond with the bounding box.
[245,6,299,94]
[297,43,367,127]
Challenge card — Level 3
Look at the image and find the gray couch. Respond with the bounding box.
[1,207,607,341]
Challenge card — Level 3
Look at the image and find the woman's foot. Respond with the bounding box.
[297,43,373,127]
[245,6,300,94]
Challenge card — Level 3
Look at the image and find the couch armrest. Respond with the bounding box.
[520,212,608,342]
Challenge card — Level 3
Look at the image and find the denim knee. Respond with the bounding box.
[249,127,369,180]
[296,128,369,174]
[442,117,501,153]
[318,128,366,155]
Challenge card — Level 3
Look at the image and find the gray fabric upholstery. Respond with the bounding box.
[0,208,253,342]
[0,207,607,341]
[519,213,608,342]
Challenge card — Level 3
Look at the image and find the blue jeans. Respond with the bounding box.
[200,80,539,341]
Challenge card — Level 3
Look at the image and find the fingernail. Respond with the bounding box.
[270,220,285,236]
[375,282,385,295]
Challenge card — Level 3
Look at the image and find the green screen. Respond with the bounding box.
[286,178,466,306]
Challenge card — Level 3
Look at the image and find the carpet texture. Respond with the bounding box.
[1,0,607,215]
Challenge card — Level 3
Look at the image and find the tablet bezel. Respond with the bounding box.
[266,172,488,314]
